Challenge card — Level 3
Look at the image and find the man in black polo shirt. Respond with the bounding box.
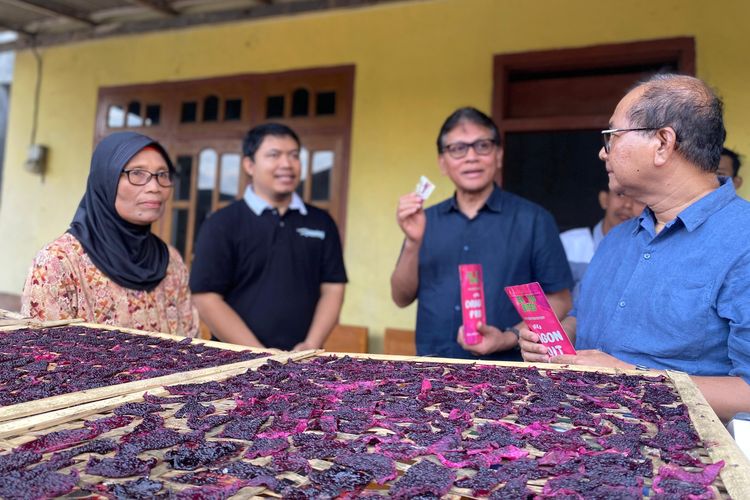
[190,123,347,350]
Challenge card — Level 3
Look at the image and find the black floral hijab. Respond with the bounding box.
[69,132,174,291]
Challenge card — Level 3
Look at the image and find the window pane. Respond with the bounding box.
[145,104,161,126]
[171,208,189,259]
[107,105,124,128]
[219,153,240,201]
[311,150,333,201]
[266,95,284,118]
[174,155,192,201]
[126,101,142,127]
[224,99,242,121]
[291,88,309,117]
[195,149,218,240]
[181,101,197,123]
[316,91,336,115]
[203,95,219,122]
[296,147,310,198]
[198,149,218,191]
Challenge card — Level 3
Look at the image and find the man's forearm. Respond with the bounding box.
[547,289,572,321]
[391,240,420,307]
[303,283,345,349]
[691,375,750,422]
[192,292,264,348]
[560,315,577,345]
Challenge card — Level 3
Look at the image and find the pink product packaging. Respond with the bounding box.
[459,264,486,345]
[504,281,576,357]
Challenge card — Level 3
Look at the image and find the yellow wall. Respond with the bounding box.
[2,0,748,350]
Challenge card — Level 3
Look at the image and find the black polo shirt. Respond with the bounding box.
[190,199,347,349]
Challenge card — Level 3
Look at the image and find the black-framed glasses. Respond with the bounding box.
[121,169,174,187]
[601,128,660,154]
[442,138,498,159]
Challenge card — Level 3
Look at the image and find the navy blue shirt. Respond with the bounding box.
[574,179,750,383]
[190,195,347,350]
[416,185,573,360]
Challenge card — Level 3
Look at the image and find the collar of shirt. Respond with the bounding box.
[440,183,503,215]
[636,178,736,236]
[243,185,308,216]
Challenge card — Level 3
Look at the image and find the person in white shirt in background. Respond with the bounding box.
[560,188,645,300]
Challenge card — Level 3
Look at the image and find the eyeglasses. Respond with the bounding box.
[442,138,498,159]
[121,169,174,187]
[601,128,660,154]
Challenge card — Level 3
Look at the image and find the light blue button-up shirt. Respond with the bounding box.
[573,179,750,383]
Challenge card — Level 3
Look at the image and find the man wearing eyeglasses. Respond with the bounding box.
[520,74,750,422]
[391,107,573,361]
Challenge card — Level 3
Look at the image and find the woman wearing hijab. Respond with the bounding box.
[21,132,198,337]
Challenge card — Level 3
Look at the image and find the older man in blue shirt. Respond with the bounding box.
[521,74,750,422]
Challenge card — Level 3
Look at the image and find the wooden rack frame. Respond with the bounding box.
[1,323,748,497]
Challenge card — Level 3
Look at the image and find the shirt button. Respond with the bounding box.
[618,301,626,308]
[463,245,469,251]
[644,253,651,259]
[280,221,285,227]
[454,305,460,311]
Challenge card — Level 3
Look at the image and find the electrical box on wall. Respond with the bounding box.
[24,143,48,174]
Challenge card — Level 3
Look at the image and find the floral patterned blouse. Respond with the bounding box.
[21,233,198,337]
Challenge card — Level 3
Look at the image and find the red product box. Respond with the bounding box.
[459,264,486,345]
[504,281,576,357]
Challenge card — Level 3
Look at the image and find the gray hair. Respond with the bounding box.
[627,74,725,172]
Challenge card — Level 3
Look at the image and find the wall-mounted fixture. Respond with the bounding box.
[24,143,48,174]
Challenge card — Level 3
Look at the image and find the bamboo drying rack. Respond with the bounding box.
[1,320,749,498]
[0,319,278,422]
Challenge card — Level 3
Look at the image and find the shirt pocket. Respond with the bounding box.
[625,276,710,361]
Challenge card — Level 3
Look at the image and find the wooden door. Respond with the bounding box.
[492,38,695,231]
[296,134,345,227]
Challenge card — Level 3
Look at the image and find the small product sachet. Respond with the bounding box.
[416,175,435,201]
